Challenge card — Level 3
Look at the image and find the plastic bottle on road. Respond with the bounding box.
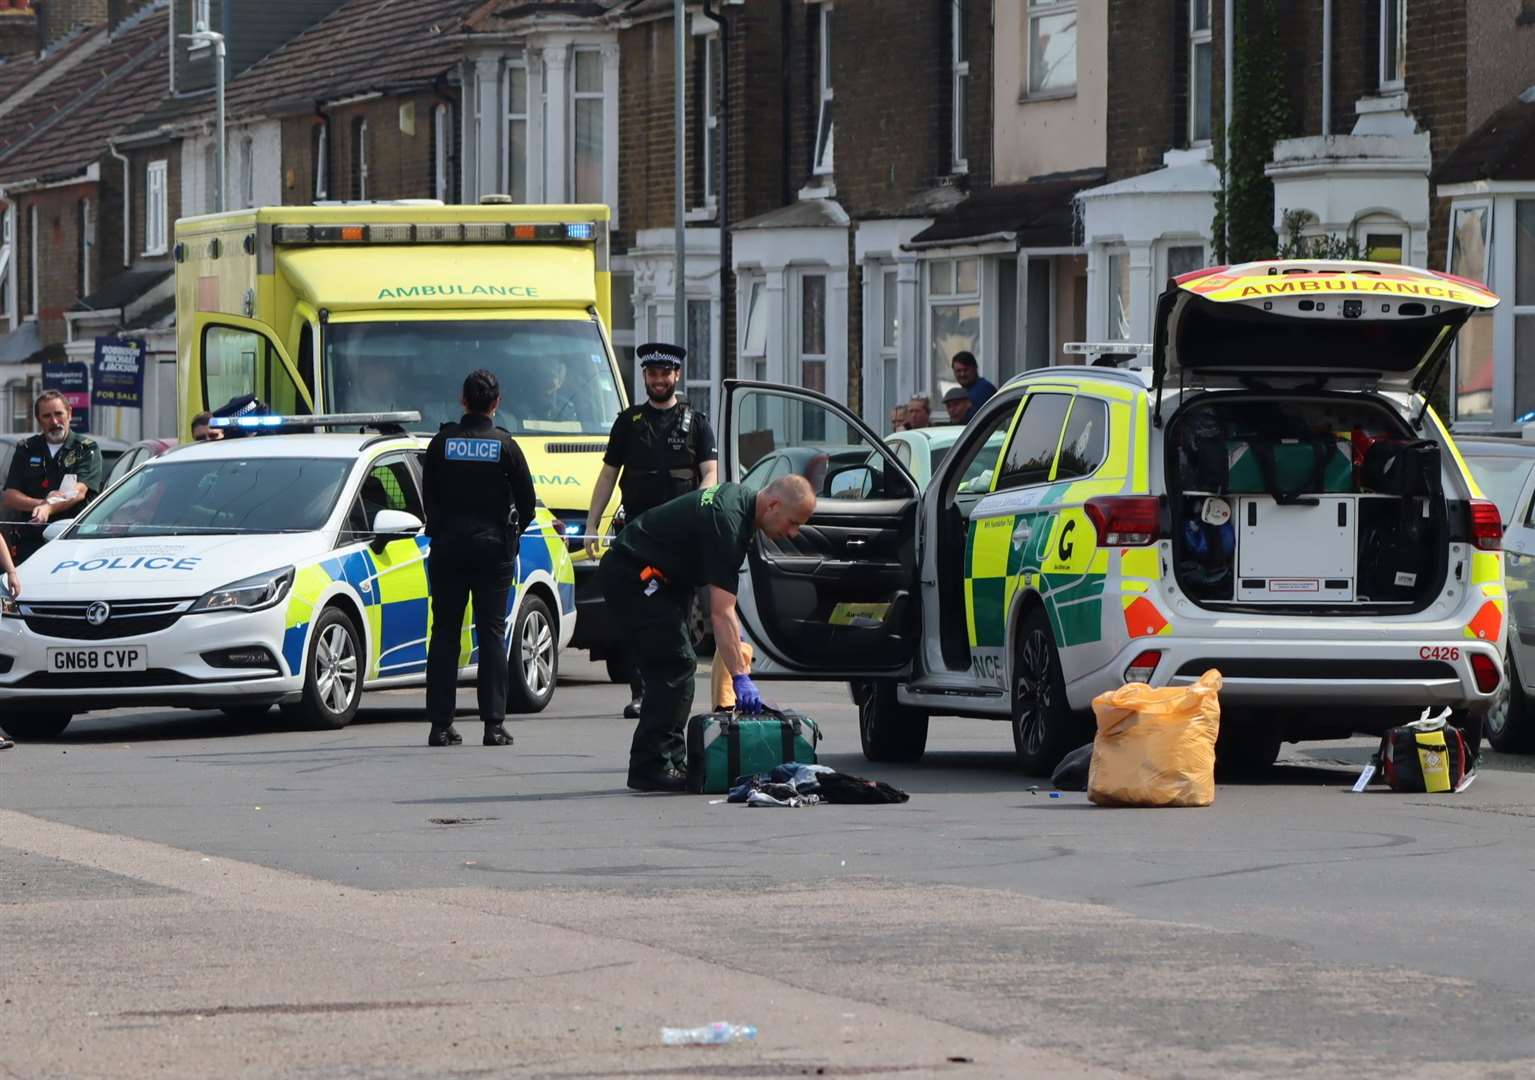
[660,1022,758,1046]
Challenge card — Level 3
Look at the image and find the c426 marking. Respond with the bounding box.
[1420,646,1461,662]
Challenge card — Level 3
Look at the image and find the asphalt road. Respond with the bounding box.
[4,657,1535,1079]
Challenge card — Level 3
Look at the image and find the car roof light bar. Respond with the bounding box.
[269,222,598,245]
[208,411,423,435]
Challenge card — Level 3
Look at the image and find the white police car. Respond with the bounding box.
[0,414,576,738]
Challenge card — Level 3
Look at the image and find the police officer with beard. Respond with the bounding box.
[422,369,536,748]
[584,343,718,719]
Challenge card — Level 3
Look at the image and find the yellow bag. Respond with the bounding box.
[1088,669,1222,807]
[710,641,754,710]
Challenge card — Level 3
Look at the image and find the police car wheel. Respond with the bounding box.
[0,711,72,740]
[1487,650,1534,754]
[1214,718,1283,775]
[1011,609,1090,777]
[507,594,557,714]
[855,679,928,763]
[291,607,362,730]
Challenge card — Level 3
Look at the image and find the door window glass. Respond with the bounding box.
[996,392,1072,490]
[1450,204,1492,421]
[732,386,912,502]
[202,324,309,416]
[1054,397,1107,479]
[943,399,1019,502]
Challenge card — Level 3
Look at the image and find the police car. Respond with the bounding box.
[0,414,575,738]
[722,260,1506,775]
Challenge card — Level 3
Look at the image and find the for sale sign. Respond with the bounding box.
[92,336,146,409]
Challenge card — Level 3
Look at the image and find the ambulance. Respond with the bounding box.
[721,260,1506,776]
[173,202,625,665]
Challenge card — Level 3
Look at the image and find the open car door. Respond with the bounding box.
[723,380,919,679]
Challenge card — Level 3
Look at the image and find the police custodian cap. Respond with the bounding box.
[638,342,686,369]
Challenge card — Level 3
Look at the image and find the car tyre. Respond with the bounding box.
[1,711,72,740]
[284,607,362,730]
[854,679,928,763]
[1011,608,1092,776]
[1486,650,1535,754]
[507,594,557,714]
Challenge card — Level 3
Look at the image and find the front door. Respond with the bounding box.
[722,380,919,678]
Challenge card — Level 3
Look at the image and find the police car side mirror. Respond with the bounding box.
[370,509,424,552]
[42,520,70,542]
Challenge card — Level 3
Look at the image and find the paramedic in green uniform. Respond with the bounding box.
[599,475,817,792]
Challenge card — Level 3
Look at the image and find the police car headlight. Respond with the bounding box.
[191,566,295,614]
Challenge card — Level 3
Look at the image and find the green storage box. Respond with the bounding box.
[686,709,821,794]
[1226,438,1353,496]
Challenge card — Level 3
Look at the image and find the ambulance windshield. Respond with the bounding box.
[71,458,353,537]
[325,319,624,435]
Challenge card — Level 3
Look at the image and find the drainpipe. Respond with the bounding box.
[702,0,730,377]
[107,137,130,269]
[0,188,14,332]
[1223,0,1233,153]
[1321,0,1332,137]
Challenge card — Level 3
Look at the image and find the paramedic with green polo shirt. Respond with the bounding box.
[3,390,103,563]
[598,475,817,792]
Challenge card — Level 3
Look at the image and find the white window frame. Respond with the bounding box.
[951,1,969,174]
[354,118,369,201]
[79,197,93,295]
[1188,0,1212,145]
[811,3,834,177]
[27,203,38,316]
[740,273,768,372]
[145,159,168,256]
[878,264,901,425]
[924,255,982,400]
[433,104,451,201]
[570,46,606,205]
[1512,198,1535,427]
[504,59,529,203]
[0,208,11,321]
[1379,0,1405,91]
[314,121,329,201]
[1105,247,1130,341]
[795,270,830,405]
[682,295,717,417]
[1026,0,1078,99]
[1447,198,1494,426]
[698,31,720,210]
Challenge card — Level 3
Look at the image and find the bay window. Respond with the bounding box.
[799,273,828,438]
[505,60,528,203]
[1106,249,1130,340]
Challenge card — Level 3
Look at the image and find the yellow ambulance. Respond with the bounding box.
[172,202,625,664]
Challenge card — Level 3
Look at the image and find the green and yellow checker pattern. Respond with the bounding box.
[964,383,1148,654]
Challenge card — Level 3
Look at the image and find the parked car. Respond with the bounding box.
[0,419,576,738]
[1459,436,1535,753]
[103,436,179,488]
[886,426,1006,491]
[720,260,1506,775]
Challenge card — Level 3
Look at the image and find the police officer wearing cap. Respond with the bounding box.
[422,369,536,748]
[584,342,718,718]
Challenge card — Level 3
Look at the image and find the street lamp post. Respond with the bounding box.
[180,25,226,213]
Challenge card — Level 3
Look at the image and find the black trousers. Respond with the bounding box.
[426,543,512,727]
[599,553,695,775]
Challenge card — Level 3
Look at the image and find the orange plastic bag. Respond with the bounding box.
[1088,669,1222,807]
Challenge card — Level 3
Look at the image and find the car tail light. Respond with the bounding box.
[1085,496,1162,547]
[1124,650,1161,684]
[1470,652,1501,694]
[1468,499,1503,551]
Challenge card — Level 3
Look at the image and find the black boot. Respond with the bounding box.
[623,696,642,719]
[427,724,463,747]
[626,766,687,793]
[483,723,515,747]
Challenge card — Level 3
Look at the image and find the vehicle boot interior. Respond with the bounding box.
[1165,393,1450,614]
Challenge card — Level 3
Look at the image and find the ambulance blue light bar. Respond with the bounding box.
[208,412,423,434]
[271,222,599,245]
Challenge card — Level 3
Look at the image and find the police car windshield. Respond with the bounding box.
[325,319,623,435]
[69,457,352,538]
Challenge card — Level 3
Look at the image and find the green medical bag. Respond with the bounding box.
[685,709,821,794]
[1226,438,1353,499]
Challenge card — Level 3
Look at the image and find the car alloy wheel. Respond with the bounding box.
[1014,627,1055,759]
[314,622,359,717]
[521,603,555,699]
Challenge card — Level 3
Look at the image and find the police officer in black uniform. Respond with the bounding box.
[422,369,537,748]
[2,390,103,564]
[584,342,718,718]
